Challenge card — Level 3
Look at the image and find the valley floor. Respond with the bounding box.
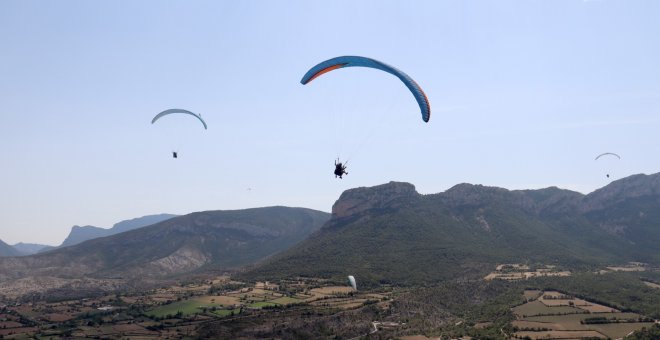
[0,265,659,339]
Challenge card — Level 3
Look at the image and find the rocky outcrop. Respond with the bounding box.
[331,182,420,218]
[442,183,518,207]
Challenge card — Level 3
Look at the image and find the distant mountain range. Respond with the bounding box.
[3,173,660,297]
[0,214,178,257]
[0,239,22,257]
[242,174,660,286]
[0,207,330,284]
[11,243,54,255]
[59,214,178,248]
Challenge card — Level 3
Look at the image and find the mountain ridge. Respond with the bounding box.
[0,239,22,257]
[242,174,660,286]
[58,213,178,248]
[0,206,330,285]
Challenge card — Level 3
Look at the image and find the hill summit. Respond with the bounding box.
[244,175,660,286]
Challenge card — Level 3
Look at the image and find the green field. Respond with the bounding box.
[248,301,279,308]
[146,300,204,318]
[270,296,303,305]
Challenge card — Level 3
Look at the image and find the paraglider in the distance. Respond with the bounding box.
[151,109,207,158]
[152,109,208,129]
[347,275,357,291]
[334,159,348,179]
[595,152,621,178]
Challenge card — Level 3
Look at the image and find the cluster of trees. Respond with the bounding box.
[626,324,660,340]
[581,316,654,324]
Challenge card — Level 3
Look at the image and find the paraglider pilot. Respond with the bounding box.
[334,159,348,179]
[172,151,178,159]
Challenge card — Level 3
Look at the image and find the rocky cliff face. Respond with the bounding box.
[331,181,420,218]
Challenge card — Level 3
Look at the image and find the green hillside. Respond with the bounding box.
[242,176,660,286]
[0,206,330,281]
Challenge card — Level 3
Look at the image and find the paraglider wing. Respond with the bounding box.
[151,109,208,129]
[347,275,357,291]
[595,152,621,160]
[301,56,431,123]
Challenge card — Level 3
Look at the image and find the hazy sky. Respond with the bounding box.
[1,0,659,245]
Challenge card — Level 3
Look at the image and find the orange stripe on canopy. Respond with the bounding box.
[306,64,347,83]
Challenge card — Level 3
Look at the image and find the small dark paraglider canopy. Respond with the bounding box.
[595,152,621,160]
[595,153,620,179]
[152,109,208,129]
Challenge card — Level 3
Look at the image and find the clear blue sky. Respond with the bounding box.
[1,0,659,245]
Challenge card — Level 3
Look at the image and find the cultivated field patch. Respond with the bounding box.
[589,322,656,339]
[512,320,563,331]
[511,289,653,340]
[270,296,302,305]
[575,303,619,313]
[513,330,606,339]
[310,286,354,296]
[147,300,203,318]
[513,300,584,317]
[523,289,542,301]
[525,312,642,328]
[194,295,240,306]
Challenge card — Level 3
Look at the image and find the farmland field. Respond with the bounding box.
[0,327,38,336]
[575,303,619,313]
[194,295,240,306]
[539,297,586,306]
[512,320,562,330]
[523,289,541,301]
[589,322,656,339]
[248,301,279,308]
[270,296,302,305]
[310,286,354,295]
[513,330,606,339]
[512,300,584,317]
[525,312,642,328]
[146,300,203,317]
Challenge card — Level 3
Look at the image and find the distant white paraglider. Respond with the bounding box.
[347,275,357,291]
